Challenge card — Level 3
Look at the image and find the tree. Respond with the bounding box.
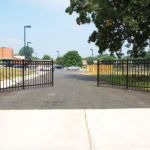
[84,57,93,65]
[42,55,51,60]
[63,51,82,67]
[99,55,117,61]
[55,57,64,65]
[66,0,150,58]
[19,46,34,60]
[145,50,150,59]
[32,57,39,61]
[86,57,93,65]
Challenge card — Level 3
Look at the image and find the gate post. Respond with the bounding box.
[97,60,100,86]
[22,59,25,89]
[126,59,129,89]
[52,60,54,86]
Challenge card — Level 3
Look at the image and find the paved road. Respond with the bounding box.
[0,70,150,109]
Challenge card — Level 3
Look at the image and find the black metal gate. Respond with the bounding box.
[0,60,53,92]
[97,59,150,92]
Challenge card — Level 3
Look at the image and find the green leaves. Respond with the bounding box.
[63,51,82,67]
[42,55,51,60]
[19,46,34,60]
[66,0,150,58]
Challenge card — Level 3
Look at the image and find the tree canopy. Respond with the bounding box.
[42,55,51,60]
[32,57,39,61]
[55,57,64,65]
[66,0,150,58]
[145,50,150,59]
[19,46,34,60]
[85,57,93,65]
[99,54,117,61]
[63,51,82,67]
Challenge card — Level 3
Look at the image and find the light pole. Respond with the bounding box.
[35,52,37,58]
[90,49,94,72]
[24,25,31,59]
[27,42,32,47]
[90,49,94,64]
[56,50,60,59]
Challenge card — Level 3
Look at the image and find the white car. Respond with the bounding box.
[67,66,80,71]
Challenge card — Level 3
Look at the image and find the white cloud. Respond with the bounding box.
[6,38,21,44]
[26,0,70,9]
[0,38,21,48]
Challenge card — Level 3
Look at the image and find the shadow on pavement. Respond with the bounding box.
[65,73,96,82]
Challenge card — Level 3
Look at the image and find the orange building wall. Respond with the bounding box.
[0,47,13,59]
[88,65,113,73]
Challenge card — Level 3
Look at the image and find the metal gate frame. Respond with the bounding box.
[0,59,54,92]
[97,59,150,92]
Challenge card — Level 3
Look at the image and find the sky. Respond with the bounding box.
[0,0,100,59]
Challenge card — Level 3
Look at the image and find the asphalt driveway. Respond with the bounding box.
[0,70,150,109]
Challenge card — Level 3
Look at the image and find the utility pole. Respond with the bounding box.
[24,25,31,59]
[90,49,94,72]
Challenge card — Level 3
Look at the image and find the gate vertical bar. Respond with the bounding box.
[97,60,100,86]
[22,59,25,89]
[126,59,129,89]
[52,60,54,86]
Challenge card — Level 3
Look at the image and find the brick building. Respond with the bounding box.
[0,47,24,60]
[0,47,13,60]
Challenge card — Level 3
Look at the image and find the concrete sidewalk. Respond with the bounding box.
[0,109,150,150]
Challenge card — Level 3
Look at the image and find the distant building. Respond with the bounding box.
[0,47,13,60]
[13,56,25,60]
[0,47,24,60]
[94,60,97,64]
[82,60,87,68]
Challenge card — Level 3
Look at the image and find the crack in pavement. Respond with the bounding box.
[84,110,93,150]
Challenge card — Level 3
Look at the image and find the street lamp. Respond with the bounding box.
[56,50,60,59]
[24,25,32,59]
[27,42,32,47]
[90,49,94,72]
[90,49,94,64]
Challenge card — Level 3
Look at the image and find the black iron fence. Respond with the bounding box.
[0,59,53,92]
[97,59,150,91]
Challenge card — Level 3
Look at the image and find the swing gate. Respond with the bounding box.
[0,59,54,92]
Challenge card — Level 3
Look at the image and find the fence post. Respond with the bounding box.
[126,59,129,89]
[52,60,54,86]
[22,59,25,89]
[97,60,100,86]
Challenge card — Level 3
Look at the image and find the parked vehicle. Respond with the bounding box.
[67,66,80,71]
[2,62,14,68]
[13,65,24,68]
[54,65,64,69]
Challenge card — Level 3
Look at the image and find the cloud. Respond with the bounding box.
[26,0,70,9]
[0,38,21,47]
[6,38,21,44]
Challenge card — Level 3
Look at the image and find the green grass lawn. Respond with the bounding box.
[80,72,150,90]
[0,68,34,81]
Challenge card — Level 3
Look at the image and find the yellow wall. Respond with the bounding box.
[88,65,113,73]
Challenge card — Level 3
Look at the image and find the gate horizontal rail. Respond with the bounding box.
[0,59,53,92]
[97,59,150,92]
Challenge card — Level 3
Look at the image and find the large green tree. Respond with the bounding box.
[19,46,34,60]
[66,0,150,58]
[55,57,64,65]
[63,51,82,67]
[42,55,51,60]
[85,57,93,65]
